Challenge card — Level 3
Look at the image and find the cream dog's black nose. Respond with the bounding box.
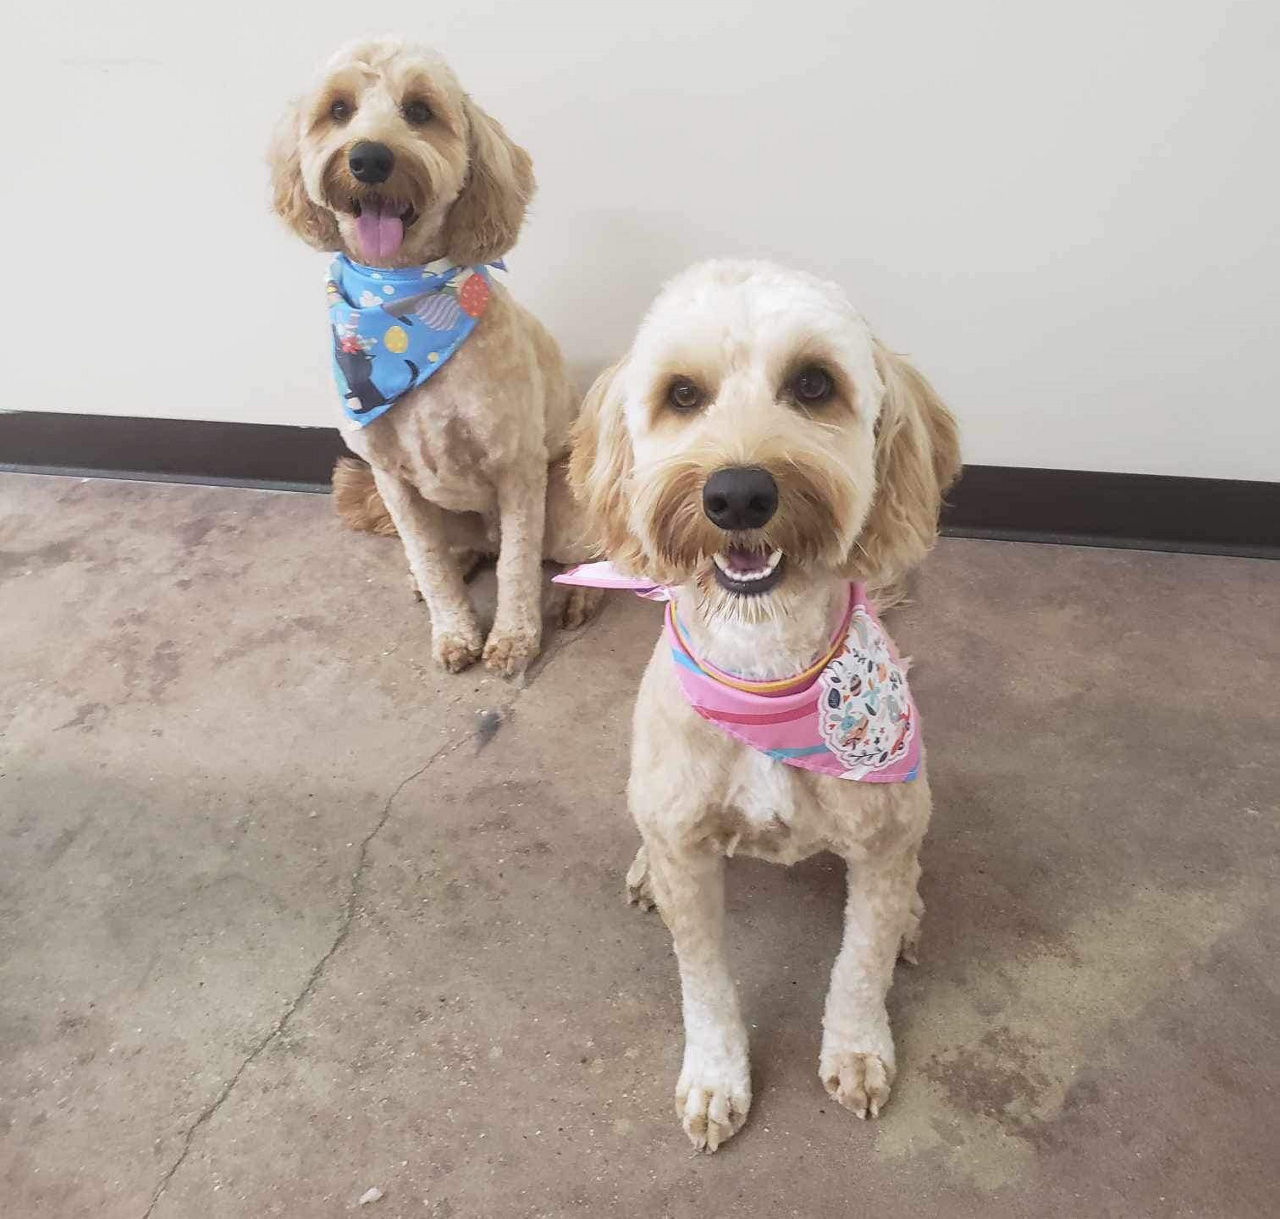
[349,141,394,185]
[703,466,778,531]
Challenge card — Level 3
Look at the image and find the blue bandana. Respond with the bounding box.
[325,255,500,428]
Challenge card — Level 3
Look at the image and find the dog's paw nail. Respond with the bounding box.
[482,629,540,678]
[433,631,482,673]
[821,1051,893,1121]
[676,1059,750,1152]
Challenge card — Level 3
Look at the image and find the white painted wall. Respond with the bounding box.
[7,0,1278,479]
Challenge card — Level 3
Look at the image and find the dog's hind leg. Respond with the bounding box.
[370,466,483,672]
[443,510,497,584]
[625,843,656,911]
[899,865,924,965]
[544,456,604,630]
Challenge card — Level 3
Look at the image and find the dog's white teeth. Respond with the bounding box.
[712,550,784,582]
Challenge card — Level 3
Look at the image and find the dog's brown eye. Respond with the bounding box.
[329,98,353,123]
[791,365,833,404]
[667,377,703,412]
[402,99,433,126]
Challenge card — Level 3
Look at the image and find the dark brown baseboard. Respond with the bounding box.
[1,411,1276,557]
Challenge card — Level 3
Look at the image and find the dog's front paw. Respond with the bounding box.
[676,1044,751,1152]
[482,626,541,677]
[820,1050,894,1120]
[433,627,483,673]
[559,586,604,631]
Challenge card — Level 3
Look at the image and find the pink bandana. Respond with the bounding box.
[554,563,921,782]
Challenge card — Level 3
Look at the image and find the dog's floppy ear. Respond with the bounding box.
[849,341,961,587]
[442,96,535,265]
[568,358,646,571]
[267,102,340,250]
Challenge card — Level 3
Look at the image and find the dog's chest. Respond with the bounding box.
[713,750,826,864]
[350,390,519,513]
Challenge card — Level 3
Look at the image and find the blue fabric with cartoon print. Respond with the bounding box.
[326,254,500,428]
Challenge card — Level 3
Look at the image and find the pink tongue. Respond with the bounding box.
[354,201,404,261]
[725,546,767,574]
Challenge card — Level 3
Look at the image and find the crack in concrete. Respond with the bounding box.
[141,733,463,1217]
[140,615,605,1216]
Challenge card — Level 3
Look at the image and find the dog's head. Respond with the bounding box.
[268,38,533,267]
[570,261,960,616]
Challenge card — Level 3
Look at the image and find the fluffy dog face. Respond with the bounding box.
[269,38,533,267]
[570,261,960,616]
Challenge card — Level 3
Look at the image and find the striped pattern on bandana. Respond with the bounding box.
[553,564,922,781]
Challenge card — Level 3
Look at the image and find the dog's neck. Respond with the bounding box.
[672,576,849,682]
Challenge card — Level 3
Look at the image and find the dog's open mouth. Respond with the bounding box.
[711,546,785,595]
[349,195,418,262]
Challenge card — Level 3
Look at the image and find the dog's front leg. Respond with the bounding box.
[483,465,547,677]
[370,467,482,672]
[647,840,751,1152]
[819,846,920,1119]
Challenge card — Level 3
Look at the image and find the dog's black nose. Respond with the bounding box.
[702,466,779,531]
[348,141,394,185]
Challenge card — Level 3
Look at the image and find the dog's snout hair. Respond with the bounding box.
[570,260,961,594]
[637,437,854,584]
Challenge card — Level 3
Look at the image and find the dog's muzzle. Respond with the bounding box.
[702,466,786,595]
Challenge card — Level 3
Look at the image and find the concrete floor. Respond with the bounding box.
[1,472,1277,1219]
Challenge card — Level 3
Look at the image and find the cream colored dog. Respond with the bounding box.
[270,38,598,676]
[570,260,960,1150]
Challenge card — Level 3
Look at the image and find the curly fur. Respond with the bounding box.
[570,259,960,1150]
[268,38,599,674]
[331,457,397,536]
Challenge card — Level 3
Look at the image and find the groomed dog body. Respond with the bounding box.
[570,260,960,1150]
[270,38,598,675]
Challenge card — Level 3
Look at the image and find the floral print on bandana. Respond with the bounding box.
[818,608,916,778]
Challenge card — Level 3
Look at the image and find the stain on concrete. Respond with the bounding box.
[148,640,182,701]
[213,615,326,665]
[54,702,108,732]
[0,537,77,580]
[174,514,219,550]
[922,1026,1054,1128]
[877,879,1262,1191]
[43,814,94,868]
[474,708,504,750]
